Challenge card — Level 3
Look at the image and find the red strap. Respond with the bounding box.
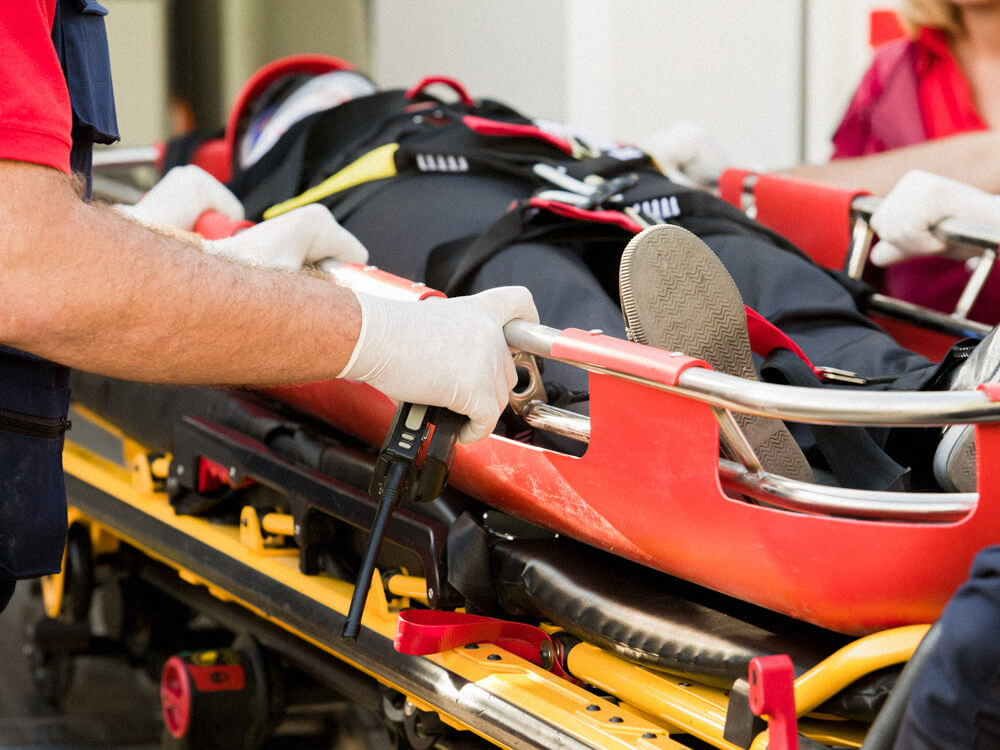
[528,196,644,234]
[193,210,255,240]
[745,306,820,378]
[718,168,756,208]
[463,115,577,156]
[406,76,474,107]
[395,610,572,680]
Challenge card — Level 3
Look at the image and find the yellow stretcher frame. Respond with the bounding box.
[38,405,930,750]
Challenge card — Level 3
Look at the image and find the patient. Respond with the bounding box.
[79,67,1000,494]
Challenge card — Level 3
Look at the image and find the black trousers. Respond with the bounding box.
[341,172,942,394]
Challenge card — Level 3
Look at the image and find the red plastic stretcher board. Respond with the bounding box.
[264,322,1000,636]
[718,169,868,273]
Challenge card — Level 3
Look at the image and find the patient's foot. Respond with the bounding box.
[618,224,813,482]
[934,327,1000,491]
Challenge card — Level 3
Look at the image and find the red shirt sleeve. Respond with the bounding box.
[0,0,73,173]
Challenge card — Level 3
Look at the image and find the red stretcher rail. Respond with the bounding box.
[316,260,991,524]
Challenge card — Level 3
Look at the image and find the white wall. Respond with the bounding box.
[103,0,170,147]
[805,0,890,163]
[371,0,569,123]
[103,0,895,169]
[373,0,893,171]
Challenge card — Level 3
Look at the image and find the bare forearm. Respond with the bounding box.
[0,161,360,385]
[780,130,1000,196]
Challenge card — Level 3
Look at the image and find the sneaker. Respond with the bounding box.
[933,326,1000,491]
[619,224,814,482]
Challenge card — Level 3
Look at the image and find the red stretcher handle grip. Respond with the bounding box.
[193,210,255,240]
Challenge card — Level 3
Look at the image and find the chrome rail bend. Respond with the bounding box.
[717,459,975,521]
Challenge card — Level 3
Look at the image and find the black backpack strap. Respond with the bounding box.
[425,199,634,296]
[761,348,910,491]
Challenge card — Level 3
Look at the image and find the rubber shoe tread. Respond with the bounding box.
[618,224,813,483]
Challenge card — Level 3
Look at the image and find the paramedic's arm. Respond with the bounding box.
[0,160,537,443]
[780,130,1000,197]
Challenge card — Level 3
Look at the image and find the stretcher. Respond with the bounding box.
[38,61,1000,749]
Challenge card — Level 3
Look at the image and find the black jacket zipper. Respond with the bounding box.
[0,407,71,439]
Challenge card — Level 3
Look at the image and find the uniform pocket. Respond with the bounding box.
[0,424,69,579]
[0,348,72,579]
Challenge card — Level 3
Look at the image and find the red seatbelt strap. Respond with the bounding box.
[527,196,645,234]
[745,306,821,379]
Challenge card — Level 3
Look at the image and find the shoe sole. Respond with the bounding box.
[619,224,813,483]
[934,425,976,492]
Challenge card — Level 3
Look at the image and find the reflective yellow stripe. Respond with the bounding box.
[263,142,401,219]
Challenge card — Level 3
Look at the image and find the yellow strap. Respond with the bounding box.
[262,142,400,219]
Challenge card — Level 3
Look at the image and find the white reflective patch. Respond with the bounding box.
[414,153,469,172]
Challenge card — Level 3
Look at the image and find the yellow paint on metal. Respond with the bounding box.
[793,625,929,715]
[260,512,295,537]
[62,432,693,748]
[239,507,295,555]
[567,643,739,749]
[59,411,915,750]
[385,573,428,606]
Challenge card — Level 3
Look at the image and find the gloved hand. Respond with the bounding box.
[869,170,1000,266]
[202,204,369,268]
[636,120,728,181]
[338,286,539,444]
[116,164,245,230]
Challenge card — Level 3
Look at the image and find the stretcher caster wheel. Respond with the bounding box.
[402,700,447,750]
[22,526,96,707]
[22,618,76,708]
[159,639,283,750]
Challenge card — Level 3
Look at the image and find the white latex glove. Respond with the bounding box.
[636,120,728,180]
[203,204,369,268]
[338,286,539,444]
[870,170,1000,266]
[116,165,244,230]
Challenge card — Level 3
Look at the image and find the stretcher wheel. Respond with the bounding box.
[63,526,94,623]
[160,649,256,749]
[159,638,282,750]
[22,609,76,708]
[402,700,448,750]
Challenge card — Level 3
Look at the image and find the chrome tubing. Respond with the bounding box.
[513,398,977,522]
[92,145,161,170]
[504,320,1000,428]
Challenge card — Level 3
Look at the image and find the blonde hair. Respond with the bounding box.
[897,0,964,36]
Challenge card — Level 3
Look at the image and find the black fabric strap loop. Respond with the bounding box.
[762,348,910,491]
